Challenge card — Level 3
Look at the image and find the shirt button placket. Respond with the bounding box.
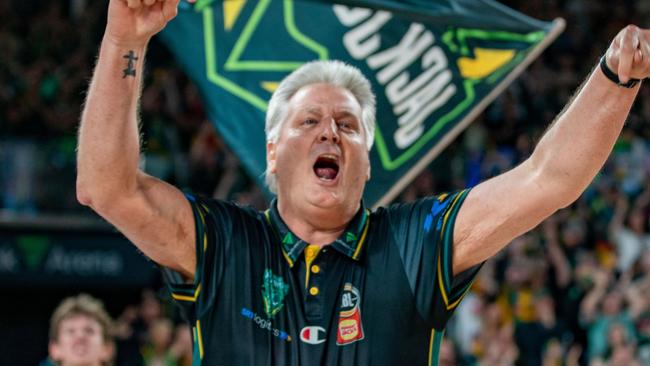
[309,262,321,296]
[304,246,324,320]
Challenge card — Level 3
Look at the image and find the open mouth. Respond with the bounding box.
[313,154,340,181]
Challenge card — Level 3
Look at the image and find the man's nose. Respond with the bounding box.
[319,119,340,143]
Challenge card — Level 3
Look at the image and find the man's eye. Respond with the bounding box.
[304,119,318,125]
[337,121,353,130]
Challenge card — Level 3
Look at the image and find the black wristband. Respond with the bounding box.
[599,56,640,88]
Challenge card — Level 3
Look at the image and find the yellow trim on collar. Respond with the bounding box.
[352,211,371,260]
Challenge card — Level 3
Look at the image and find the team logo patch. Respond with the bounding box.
[300,326,326,345]
[261,269,289,319]
[336,283,364,345]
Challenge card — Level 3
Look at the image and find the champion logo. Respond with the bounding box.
[300,326,326,345]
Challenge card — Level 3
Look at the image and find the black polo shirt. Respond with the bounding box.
[164,190,480,366]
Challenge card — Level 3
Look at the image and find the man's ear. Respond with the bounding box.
[267,142,277,174]
[101,341,115,363]
[48,341,61,362]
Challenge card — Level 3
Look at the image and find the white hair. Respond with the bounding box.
[264,60,376,193]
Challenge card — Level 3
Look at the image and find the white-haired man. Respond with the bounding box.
[77,0,650,365]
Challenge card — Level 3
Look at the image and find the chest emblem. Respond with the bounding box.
[336,283,365,345]
[300,326,326,345]
[261,269,289,318]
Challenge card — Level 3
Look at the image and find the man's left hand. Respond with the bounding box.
[605,25,650,83]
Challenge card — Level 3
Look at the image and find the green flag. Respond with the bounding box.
[160,0,564,207]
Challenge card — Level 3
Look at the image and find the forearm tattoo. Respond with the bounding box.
[122,50,138,78]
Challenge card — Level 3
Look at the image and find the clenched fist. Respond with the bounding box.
[104,0,193,48]
[605,25,650,84]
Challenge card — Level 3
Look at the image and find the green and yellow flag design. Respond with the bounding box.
[160,0,564,206]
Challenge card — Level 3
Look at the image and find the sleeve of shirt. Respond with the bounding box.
[160,193,232,321]
[386,189,483,330]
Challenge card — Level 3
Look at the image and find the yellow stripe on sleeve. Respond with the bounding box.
[428,329,436,366]
[171,283,202,302]
[196,320,204,359]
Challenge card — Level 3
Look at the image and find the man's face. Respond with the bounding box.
[268,83,370,216]
[49,314,112,366]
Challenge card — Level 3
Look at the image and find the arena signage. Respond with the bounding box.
[0,232,157,287]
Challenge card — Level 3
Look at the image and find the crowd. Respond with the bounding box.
[43,291,193,366]
[0,0,262,215]
[2,0,650,365]
[435,2,650,365]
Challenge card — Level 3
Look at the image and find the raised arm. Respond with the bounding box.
[76,0,196,278]
[542,217,571,289]
[579,269,610,324]
[452,25,650,274]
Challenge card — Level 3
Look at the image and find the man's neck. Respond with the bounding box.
[277,200,358,247]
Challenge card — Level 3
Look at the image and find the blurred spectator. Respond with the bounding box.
[141,318,176,366]
[170,324,193,366]
[112,289,192,366]
[579,268,644,363]
[113,304,144,366]
[138,318,191,366]
[608,190,650,273]
[46,294,115,366]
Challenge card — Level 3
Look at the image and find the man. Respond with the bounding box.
[76,0,650,364]
[48,294,114,366]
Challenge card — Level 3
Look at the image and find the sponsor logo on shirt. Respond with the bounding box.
[336,283,365,345]
[241,307,291,342]
[300,326,326,345]
[261,269,289,318]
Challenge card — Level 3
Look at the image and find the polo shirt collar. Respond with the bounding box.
[264,199,371,267]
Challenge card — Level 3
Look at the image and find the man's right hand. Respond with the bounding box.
[105,0,186,48]
[77,0,198,279]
